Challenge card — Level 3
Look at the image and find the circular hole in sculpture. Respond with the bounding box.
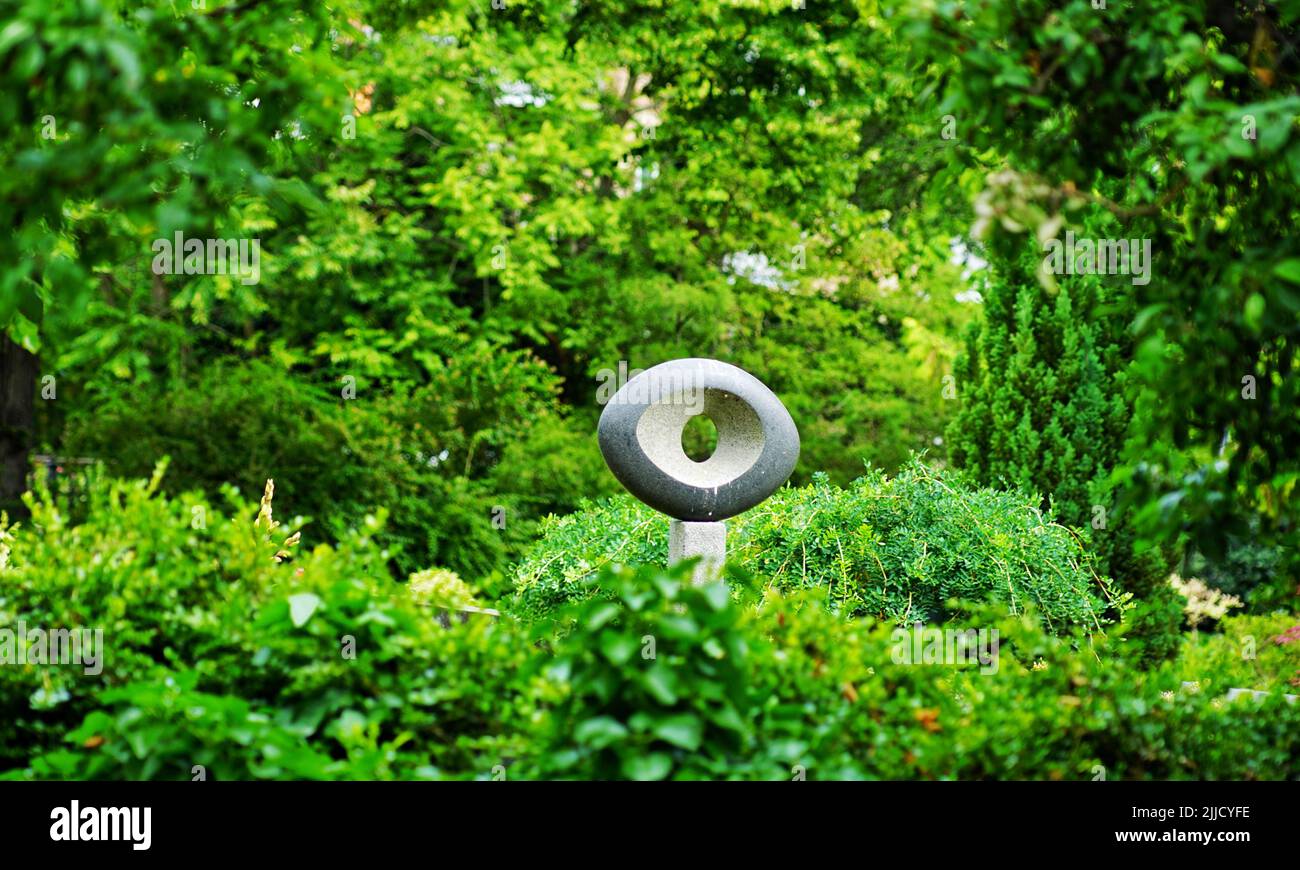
[680,413,718,463]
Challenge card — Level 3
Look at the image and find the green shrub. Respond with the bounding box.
[744,591,1300,780]
[6,471,1298,781]
[1115,589,1185,669]
[946,236,1180,664]
[1176,613,1300,696]
[514,460,1119,632]
[750,594,1300,780]
[58,355,603,594]
[525,562,762,780]
[0,468,538,779]
[523,563,1300,780]
[947,244,1132,568]
[512,497,668,621]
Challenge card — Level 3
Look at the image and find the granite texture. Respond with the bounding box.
[668,519,726,584]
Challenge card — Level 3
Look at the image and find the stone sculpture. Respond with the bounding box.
[597,358,799,582]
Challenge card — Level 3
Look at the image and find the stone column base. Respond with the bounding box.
[668,519,726,584]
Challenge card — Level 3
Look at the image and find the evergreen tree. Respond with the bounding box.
[948,233,1180,664]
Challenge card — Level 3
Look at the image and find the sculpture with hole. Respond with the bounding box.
[597,358,799,582]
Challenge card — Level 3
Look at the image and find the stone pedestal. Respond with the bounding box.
[668,519,725,584]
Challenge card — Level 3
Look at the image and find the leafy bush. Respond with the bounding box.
[525,563,761,780]
[512,497,668,621]
[60,355,601,595]
[748,593,1300,780]
[944,236,1181,665]
[947,239,1133,575]
[5,470,1298,781]
[514,461,1119,632]
[1176,613,1300,696]
[524,563,1300,780]
[0,469,537,779]
[406,568,479,611]
[1116,591,1185,670]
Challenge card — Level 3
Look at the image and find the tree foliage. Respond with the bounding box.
[6,0,977,576]
[904,0,1300,573]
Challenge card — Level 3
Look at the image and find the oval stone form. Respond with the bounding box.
[597,358,799,521]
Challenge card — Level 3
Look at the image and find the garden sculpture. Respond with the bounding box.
[597,358,799,582]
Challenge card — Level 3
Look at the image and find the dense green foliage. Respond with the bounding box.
[58,354,582,588]
[525,566,760,780]
[906,0,1300,571]
[948,235,1136,578]
[2,0,1298,781]
[515,461,1118,629]
[0,0,345,343]
[736,465,1117,631]
[2,480,1297,781]
[4,0,971,575]
[0,471,535,778]
[947,229,1181,662]
[1176,612,1300,696]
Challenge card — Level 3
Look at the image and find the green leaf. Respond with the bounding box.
[1273,259,1300,284]
[641,665,679,704]
[0,20,34,54]
[573,716,628,749]
[621,752,672,781]
[583,601,621,631]
[1244,293,1265,331]
[701,582,730,612]
[599,631,638,665]
[14,40,43,78]
[104,40,141,89]
[651,714,702,751]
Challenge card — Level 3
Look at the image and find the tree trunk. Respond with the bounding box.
[0,334,37,515]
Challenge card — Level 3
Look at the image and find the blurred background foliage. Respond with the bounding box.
[2,0,972,587]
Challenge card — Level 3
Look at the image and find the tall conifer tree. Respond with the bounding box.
[948,232,1180,663]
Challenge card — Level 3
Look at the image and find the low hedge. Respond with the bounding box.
[513,460,1120,632]
[526,564,1300,781]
